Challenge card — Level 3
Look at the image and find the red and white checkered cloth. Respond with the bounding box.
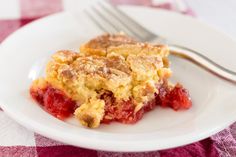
[0,0,235,157]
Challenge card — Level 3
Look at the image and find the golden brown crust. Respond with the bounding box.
[41,34,171,128]
[80,33,137,56]
[107,43,169,59]
[74,98,105,128]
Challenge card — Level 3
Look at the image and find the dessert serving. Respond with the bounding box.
[30,34,192,128]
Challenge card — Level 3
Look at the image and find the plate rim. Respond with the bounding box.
[1,6,236,152]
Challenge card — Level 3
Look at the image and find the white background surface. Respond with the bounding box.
[0,0,235,38]
[186,0,236,39]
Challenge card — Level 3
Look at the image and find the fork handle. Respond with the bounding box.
[169,45,236,84]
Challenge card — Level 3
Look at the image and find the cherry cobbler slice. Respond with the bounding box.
[30,34,192,128]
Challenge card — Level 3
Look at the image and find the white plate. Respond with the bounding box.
[0,6,236,152]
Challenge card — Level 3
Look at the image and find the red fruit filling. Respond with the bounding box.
[30,83,191,123]
[100,92,155,124]
[30,86,76,120]
[156,83,192,110]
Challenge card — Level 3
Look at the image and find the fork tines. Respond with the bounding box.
[85,0,156,41]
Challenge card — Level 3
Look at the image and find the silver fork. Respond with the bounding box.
[85,0,236,84]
